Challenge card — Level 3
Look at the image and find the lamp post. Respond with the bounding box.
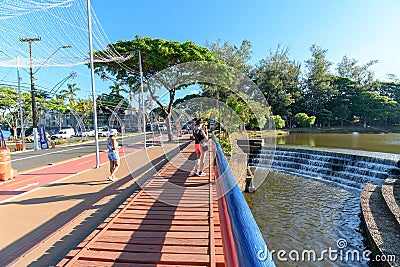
[19,37,71,150]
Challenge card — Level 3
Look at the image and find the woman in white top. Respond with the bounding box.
[107,129,119,181]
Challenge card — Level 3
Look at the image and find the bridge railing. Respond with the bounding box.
[212,134,275,267]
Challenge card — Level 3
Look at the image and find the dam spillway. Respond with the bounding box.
[250,146,399,190]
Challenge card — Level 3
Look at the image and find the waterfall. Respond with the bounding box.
[250,147,399,190]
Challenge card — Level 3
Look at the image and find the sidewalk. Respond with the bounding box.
[57,143,225,266]
[0,139,190,266]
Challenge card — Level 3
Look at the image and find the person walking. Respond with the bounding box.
[193,118,208,176]
[107,129,119,181]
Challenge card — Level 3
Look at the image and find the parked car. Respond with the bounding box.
[77,129,95,137]
[97,126,109,137]
[51,128,75,139]
[158,123,166,131]
[26,132,51,142]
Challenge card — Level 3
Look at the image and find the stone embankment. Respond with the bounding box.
[360,176,400,266]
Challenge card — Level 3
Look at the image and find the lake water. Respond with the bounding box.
[245,133,397,266]
[276,133,400,154]
[246,171,371,267]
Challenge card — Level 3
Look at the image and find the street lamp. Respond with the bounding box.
[34,45,72,75]
[19,37,72,150]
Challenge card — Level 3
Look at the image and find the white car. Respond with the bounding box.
[51,128,75,139]
[98,127,109,137]
[78,129,95,137]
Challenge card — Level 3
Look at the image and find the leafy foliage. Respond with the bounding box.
[273,115,286,129]
[251,45,301,117]
[93,35,217,141]
[294,113,316,128]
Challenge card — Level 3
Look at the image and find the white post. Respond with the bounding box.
[17,58,25,150]
[138,50,146,149]
[87,0,100,168]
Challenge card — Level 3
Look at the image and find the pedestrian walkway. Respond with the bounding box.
[0,139,185,266]
[57,144,225,266]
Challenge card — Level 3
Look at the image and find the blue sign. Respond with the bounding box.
[39,125,49,150]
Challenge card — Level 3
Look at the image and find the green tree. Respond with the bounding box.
[93,35,216,141]
[308,115,317,127]
[205,39,254,131]
[45,98,69,131]
[0,87,31,136]
[252,45,301,118]
[74,99,94,127]
[206,39,253,74]
[303,44,333,122]
[373,81,400,103]
[273,115,285,129]
[336,55,377,89]
[327,76,356,126]
[97,93,128,124]
[109,81,127,97]
[294,112,315,128]
[226,94,250,130]
[60,83,81,109]
[353,91,399,126]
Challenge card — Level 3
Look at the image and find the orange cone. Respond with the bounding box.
[0,147,17,181]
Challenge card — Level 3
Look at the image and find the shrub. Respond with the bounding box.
[55,139,68,146]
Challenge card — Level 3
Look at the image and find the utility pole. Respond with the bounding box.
[20,36,41,150]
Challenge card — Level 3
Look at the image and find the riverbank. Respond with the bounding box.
[286,125,400,134]
[246,126,400,139]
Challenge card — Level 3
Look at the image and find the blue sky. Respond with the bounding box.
[91,0,400,79]
[1,0,400,103]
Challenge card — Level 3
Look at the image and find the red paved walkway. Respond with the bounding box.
[58,144,225,266]
[0,141,146,203]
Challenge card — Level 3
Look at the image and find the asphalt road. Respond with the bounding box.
[10,133,150,173]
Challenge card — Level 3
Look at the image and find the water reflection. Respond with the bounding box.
[276,133,400,154]
[245,171,371,267]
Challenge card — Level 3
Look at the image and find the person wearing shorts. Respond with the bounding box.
[193,118,208,176]
[107,129,119,181]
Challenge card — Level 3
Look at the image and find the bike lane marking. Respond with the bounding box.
[7,176,41,187]
[0,141,148,204]
[0,152,108,203]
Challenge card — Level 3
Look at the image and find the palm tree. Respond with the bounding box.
[109,81,127,97]
[60,83,81,108]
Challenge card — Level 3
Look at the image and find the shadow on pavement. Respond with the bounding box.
[0,142,189,267]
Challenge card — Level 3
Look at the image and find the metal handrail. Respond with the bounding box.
[212,133,275,267]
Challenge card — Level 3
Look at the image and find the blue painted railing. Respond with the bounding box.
[213,135,275,267]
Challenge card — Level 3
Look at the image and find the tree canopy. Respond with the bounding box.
[93,35,218,141]
[1,37,400,137]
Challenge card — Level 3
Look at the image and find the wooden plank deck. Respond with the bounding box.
[58,144,225,267]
